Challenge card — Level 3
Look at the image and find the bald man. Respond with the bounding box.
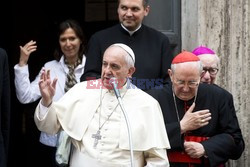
[34,43,170,167]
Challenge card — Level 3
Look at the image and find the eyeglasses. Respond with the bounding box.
[173,79,199,88]
[202,67,219,75]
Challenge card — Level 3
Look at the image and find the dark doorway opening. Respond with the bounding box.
[1,1,118,166]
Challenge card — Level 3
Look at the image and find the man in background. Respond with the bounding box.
[192,46,245,164]
[81,0,172,90]
[192,46,220,84]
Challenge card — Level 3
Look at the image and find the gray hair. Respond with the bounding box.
[214,54,220,67]
[171,61,203,74]
[123,53,135,68]
[198,53,220,68]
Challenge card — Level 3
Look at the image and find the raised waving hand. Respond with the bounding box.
[19,40,37,66]
[39,69,58,107]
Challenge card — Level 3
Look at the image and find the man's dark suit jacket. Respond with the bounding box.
[0,48,10,167]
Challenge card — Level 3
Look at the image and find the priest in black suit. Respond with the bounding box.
[0,48,10,167]
[81,0,172,90]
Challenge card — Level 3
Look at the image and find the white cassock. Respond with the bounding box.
[34,79,170,167]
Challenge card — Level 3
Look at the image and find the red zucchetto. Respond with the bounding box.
[172,51,200,64]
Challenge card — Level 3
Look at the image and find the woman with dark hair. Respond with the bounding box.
[14,19,87,166]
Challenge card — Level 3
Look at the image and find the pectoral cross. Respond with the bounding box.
[92,130,102,148]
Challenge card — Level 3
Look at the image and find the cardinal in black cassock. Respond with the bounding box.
[147,51,244,167]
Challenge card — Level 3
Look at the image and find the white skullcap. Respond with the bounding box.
[112,43,135,63]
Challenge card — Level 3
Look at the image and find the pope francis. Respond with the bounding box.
[34,43,170,167]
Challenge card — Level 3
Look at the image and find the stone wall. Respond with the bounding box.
[182,0,250,166]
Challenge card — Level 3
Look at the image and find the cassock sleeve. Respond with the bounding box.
[225,93,245,159]
[201,90,245,166]
[160,36,173,83]
[34,102,61,135]
[80,35,102,81]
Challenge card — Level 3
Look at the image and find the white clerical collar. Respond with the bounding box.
[121,23,142,36]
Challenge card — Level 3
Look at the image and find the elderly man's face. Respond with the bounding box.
[101,46,135,89]
[169,62,201,101]
[198,54,219,84]
[118,0,149,31]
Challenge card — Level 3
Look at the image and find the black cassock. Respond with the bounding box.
[0,48,10,167]
[81,24,173,90]
[147,82,244,167]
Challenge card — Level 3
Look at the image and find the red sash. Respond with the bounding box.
[168,136,209,164]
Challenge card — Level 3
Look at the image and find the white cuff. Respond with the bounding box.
[37,101,50,120]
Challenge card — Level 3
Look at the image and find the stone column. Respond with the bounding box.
[182,0,250,166]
